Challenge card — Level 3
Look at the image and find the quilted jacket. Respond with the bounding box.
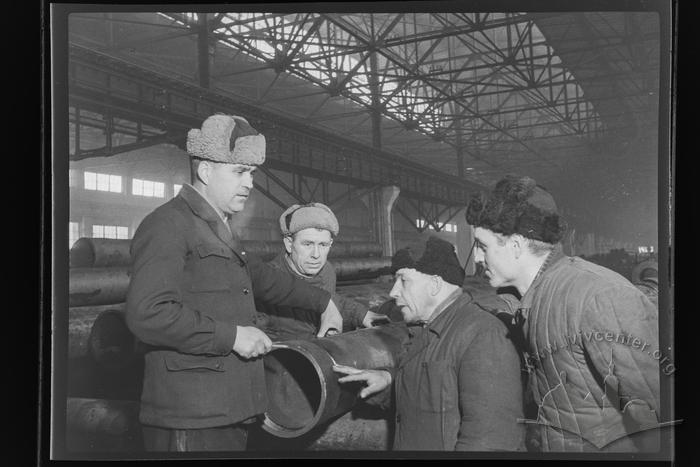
[508,246,660,452]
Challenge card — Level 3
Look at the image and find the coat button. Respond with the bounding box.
[241,251,246,255]
[215,362,221,369]
[243,288,250,295]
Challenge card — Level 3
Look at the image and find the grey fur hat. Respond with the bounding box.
[186,114,266,165]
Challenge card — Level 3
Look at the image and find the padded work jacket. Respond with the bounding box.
[511,246,661,452]
[126,185,331,429]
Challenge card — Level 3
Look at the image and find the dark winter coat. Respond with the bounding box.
[125,184,331,429]
[254,252,367,341]
[375,290,525,451]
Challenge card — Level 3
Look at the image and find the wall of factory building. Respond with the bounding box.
[69,142,413,253]
[68,139,641,262]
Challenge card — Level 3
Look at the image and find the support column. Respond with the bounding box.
[368,51,382,150]
[455,118,464,179]
[369,186,400,257]
[197,14,210,89]
[456,207,476,275]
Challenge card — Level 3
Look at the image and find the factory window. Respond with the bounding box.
[416,219,431,229]
[173,184,183,196]
[84,171,122,193]
[132,178,165,198]
[417,218,456,232]
[92,224,129,239]
[69,222,80,248]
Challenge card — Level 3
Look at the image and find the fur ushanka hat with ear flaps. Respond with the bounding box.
[186,114,266,165]
[465,175,566,244]
[279,202,340,237]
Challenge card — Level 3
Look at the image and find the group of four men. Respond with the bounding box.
[125,114,661,453]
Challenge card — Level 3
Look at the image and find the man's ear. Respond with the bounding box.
[197,160,212,185]
[511,234,524,259]
[283,236,293,254]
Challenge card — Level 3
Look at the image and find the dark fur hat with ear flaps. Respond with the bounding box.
[414,236,465,287]
[465,175,566,244]
[390,247,415,273]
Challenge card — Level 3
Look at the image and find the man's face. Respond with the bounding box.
[473,227,518,288]
[389,268,433,323]
[284,228,333,276]
[204,162,255,215]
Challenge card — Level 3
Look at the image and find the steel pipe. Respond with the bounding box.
[69,267,131,307]
[66,397,139,435]
[331,257,391,280]
[69,258,391,307]
[65,398,390,451]
[69,238,384,268]
[328,242,383,258]
[630,260,658,285]
[87,309,140,371]
[69,304,125,359]
[261,323,409,438]
[70,238,131,268]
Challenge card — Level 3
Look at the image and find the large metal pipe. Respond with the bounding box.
[329,242,383,258]
[630,260,658,285]
[65,398,390,451]
[261,323,409,438]
[69,238,132,268]
[248,409,391,451]
[67,397,139,436]
[69,267,131,307]
[69,304,125,359]
[70,238,384,268]
[69,258,391,307]
[332,257,391,280]
[87,309,140,371]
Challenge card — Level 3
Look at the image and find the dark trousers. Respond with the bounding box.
[142,424,249,452]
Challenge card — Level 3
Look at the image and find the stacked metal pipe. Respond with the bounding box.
[66,237,396,451]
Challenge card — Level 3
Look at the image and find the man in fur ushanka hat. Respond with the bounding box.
[466,175,660,452]
[126,114,344,452]
[254,202,388,341]
[334,236,525,451]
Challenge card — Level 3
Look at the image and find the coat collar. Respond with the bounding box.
[408,289,470,339]
[519,243,566,311]
[400,291,473,368]
[178,184,240,254]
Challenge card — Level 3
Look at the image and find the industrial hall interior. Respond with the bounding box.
[52,3,672,458]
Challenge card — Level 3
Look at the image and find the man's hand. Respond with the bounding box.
[361,310,391,328]
[233,326,272,359]
[333,364,392,398]
[318,299,343,337]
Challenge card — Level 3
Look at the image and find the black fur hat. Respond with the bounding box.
[465,175,566,244]
[391,247,415,273]
[414,236,465,287]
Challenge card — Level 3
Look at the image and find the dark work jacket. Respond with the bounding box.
[382,291,525,451]
[125,184,331,429]
[507,246,660,452]
[255,252,367,341]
